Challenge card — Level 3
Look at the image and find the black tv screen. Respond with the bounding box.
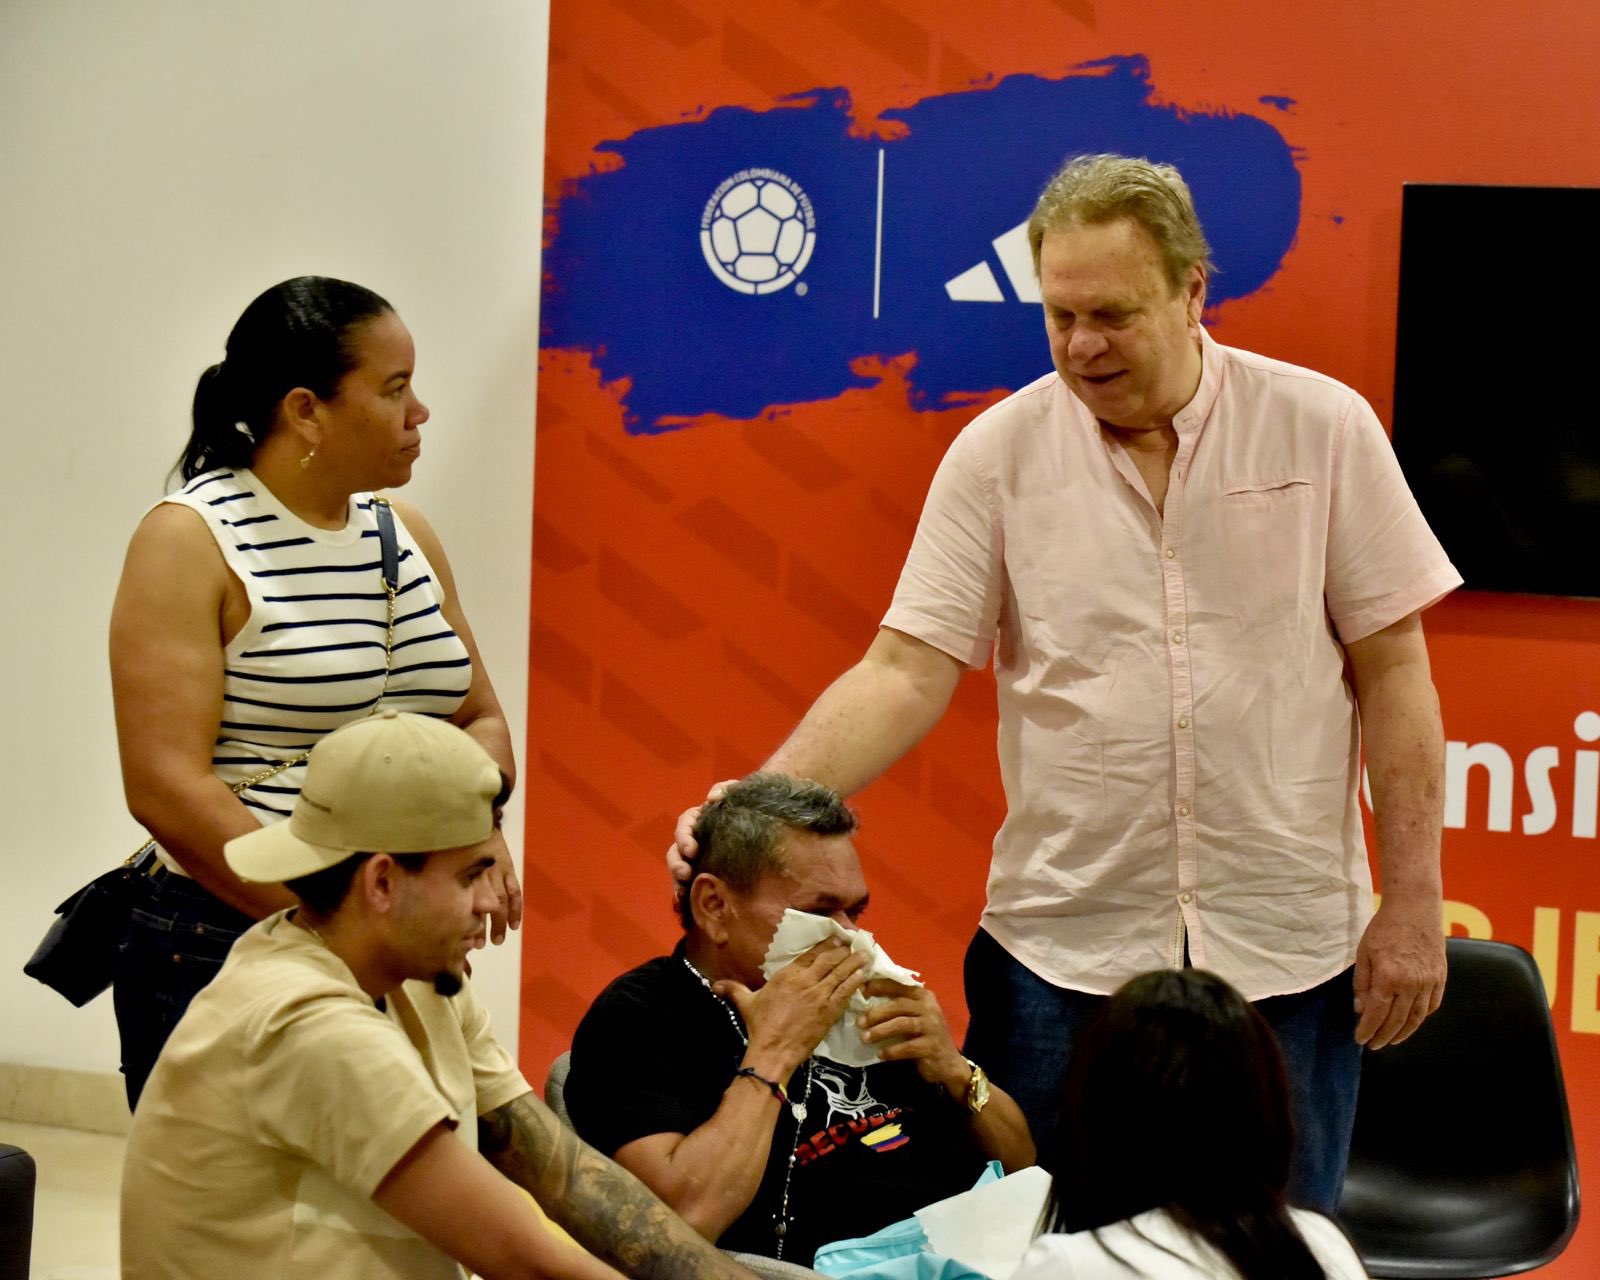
[1391,182,1600,600]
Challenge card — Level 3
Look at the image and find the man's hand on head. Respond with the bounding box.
[714,939,869,1079]
[855,979,971,1099]
[665,779,739,905]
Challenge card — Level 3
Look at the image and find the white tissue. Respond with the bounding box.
[915,1165,1052,1279]
[761,909,921,1068]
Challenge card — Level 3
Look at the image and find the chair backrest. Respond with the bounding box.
[0,1144,35,1280]
[544,1050,572,1127]
[1339,937,1580,1278]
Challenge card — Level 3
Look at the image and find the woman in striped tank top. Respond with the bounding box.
[107,277,522,1107]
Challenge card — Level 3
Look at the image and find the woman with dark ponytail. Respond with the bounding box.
[1013,969,1368,1280]
[108,277,522,1107]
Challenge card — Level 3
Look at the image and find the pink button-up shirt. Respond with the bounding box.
[883,330,1461,999]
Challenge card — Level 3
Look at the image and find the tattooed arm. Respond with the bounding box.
[372,1122,623,1280]
[478,1090,758,1280]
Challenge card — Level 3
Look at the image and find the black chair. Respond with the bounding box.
[1339,937,1580,1278]
[0,1144,34,1280]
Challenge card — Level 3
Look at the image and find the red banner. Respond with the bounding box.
[530,4,1600,1272]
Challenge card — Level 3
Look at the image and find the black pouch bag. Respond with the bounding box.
[24,843,156,1007]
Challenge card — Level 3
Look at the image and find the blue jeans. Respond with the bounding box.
[113,868,254,1109]
[960,927,1361,1213]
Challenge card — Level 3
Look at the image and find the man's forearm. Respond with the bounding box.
[617,1080,786,1241]
[478,1093,754,1280]
[967,1084,1036,1173]
[765,627,962,795]
[1344,612,1449,1045]
[1352,638,1446,902]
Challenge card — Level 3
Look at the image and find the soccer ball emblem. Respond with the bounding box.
[700,168,816,296]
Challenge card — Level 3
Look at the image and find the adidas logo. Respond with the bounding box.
[944,220,1041,303]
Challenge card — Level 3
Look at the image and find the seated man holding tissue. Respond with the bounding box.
[565,773,1034,1266]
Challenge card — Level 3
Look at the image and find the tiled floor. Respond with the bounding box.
[3,1121,122,1279]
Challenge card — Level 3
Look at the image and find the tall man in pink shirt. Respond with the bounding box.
[674,153,1461,1212]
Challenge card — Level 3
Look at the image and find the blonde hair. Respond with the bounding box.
[1027,153,1214,291]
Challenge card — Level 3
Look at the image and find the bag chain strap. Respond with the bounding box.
[123,496,400,868]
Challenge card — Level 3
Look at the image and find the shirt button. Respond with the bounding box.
[1178,805,1190,817]
[1172,631,1185,644]
[1180,892,1193,904]
[1165,548,1176,559]
[1177,717,1189,729]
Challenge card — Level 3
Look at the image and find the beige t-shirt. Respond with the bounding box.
[121,911,530,1279]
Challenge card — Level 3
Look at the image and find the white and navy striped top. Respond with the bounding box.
[159,468,473,866]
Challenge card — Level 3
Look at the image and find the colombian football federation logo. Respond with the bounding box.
[700,169,817,296]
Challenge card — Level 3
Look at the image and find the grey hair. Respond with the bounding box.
[680,772,857,931]
[1027,153,1215,291]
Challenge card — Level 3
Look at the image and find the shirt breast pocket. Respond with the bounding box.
[1223,477,1314,505]
[1214,477,1320,622]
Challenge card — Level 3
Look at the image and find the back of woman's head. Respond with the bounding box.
[1045,969,1329,1280]
[180,277,392,482]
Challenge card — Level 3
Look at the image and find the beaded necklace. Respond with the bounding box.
[681,953,813,1257]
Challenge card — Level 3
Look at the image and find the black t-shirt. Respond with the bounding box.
[566,944,987,1264]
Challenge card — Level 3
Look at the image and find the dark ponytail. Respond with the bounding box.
[177,276,393,482]
[185,362,255,476]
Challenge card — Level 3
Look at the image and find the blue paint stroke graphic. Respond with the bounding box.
[542,56,1301,433]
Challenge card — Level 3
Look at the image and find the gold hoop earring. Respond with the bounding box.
[299,446,316,470]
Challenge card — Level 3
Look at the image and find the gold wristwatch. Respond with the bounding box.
[962,1057,991,1117]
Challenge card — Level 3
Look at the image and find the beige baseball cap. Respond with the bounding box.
[225,711,502,883]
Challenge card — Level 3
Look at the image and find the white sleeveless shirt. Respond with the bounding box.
[156,467,472,869]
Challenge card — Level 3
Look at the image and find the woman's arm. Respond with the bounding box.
[108,505,295,917]
[389,499,522,940]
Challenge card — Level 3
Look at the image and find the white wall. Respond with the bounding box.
[0,0,547,1075]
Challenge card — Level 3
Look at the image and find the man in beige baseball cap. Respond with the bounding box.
[222,708,507,1000]
[121,711,753,1280]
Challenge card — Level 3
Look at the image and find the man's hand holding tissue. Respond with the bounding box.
[859,978,1036,1172]
[857,979,969,1096]
[715,939,871,1081]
